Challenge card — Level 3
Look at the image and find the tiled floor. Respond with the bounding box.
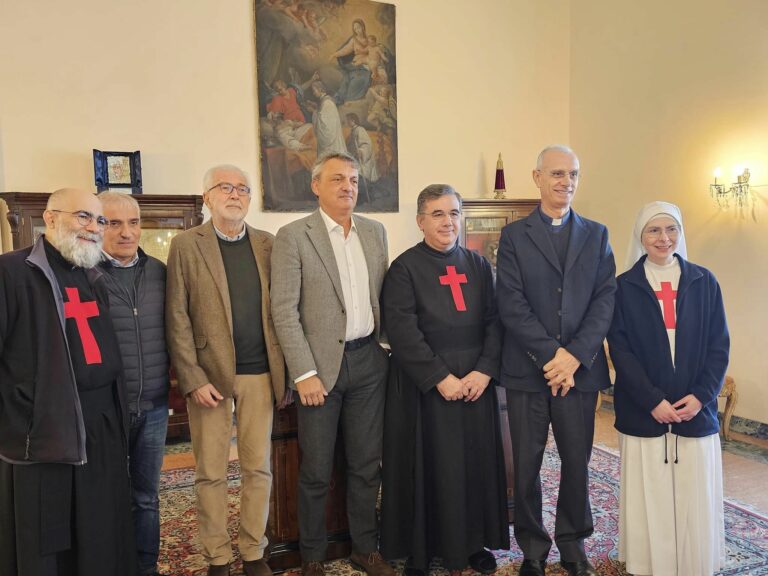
[164,404,768,513]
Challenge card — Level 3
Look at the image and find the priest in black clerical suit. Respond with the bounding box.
[380,184,509,576]
[496,147,615,576]
[0,188,135,576]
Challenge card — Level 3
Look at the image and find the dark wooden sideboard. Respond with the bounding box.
[269,404,351,569]
[0,192,203,260]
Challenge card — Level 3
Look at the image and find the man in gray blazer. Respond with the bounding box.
[167,165,286,576]
[271,152,392,576]
[496,146,616,576]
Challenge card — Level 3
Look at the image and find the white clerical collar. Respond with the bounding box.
[319,207,357,235]
[213,222,247,242]
[102,251,140,268]
[539,207,572,227]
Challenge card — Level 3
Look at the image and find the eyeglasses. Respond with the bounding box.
[419,210,462,221]
[50,209,109,228]
[207,182,251,196]
[643,225,681,240]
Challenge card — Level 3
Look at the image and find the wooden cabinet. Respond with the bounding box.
[0,192,203,262]
[460,198,539,521]
[268,404,351,569]
[460,198,539,272]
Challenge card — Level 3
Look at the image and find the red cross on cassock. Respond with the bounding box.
[439,265,468,312]
[63,287,102,365]
[655,281,677,329]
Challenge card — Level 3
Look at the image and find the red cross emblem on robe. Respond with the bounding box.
[439,265,468,312]
[655,281,677,329]
[63,286,103,365]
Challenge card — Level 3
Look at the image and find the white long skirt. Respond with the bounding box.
[618,431,725,576]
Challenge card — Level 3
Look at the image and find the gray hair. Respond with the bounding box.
[203,164,251,193]
[98,191,140,214]
[536,144,577,170]
[311,152,359,181]
[416,184,463,215]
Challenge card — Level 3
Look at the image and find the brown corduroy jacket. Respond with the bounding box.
[166,220,286,403]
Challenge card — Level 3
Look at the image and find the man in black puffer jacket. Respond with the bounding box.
[99,192,169,576]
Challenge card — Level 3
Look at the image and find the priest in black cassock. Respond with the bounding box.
[0,188,135,576]
[380,184,509,576]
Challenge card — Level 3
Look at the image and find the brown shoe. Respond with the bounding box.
[208,563,230,576]
[244,559,272,576]
[302,561,325,576]
[349,551,396,576]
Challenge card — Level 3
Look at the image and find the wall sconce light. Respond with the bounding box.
[710,166,752,208]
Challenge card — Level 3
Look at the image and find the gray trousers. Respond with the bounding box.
[297,341,388,561]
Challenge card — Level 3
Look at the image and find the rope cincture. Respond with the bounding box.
[662,430,680,464]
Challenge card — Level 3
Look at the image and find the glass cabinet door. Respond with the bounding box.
[461,198,539,271]
[139,217,185,263]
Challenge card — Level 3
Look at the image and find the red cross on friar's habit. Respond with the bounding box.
[63,287,102,365]
[439,265,468,312]
[655,281,677,330]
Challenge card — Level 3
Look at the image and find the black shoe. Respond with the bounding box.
[518,559,546,576]
[560,559,598,576]
[207,563,230,576]
[468,550,497,575]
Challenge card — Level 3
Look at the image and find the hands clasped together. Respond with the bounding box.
[543,347,581,397]
[651,394,703,424]
[436,371,492,402]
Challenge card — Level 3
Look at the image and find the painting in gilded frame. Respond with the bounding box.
[256,0,398,212]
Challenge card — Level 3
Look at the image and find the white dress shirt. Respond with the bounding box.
[319,208,374,340]
[213,222,247,242]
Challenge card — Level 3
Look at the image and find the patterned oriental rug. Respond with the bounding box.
[157,439,768,576]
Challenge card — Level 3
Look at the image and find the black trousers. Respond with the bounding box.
[506,388,598,562]
[0,384,136,576]
[296,341,389,561]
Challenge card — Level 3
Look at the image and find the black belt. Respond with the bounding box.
[344,333,373,351]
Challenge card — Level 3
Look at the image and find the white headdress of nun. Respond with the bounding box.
[624,201,688,271]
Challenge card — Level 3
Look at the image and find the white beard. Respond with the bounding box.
[56,230,103,268]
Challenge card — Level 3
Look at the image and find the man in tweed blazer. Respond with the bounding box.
[271,152,392,576]
[166,164,286,576]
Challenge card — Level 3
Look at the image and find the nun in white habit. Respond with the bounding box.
[608,201,729,576]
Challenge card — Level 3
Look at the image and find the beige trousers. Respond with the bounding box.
[187,373,274,565]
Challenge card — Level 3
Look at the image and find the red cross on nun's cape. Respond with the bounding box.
[655,281,677,329]
[439,265,468,312]
[63,287,102,365]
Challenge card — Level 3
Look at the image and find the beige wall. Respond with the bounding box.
[0,0,570,259]
[570,0,768,422]
[3,0,763,422]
